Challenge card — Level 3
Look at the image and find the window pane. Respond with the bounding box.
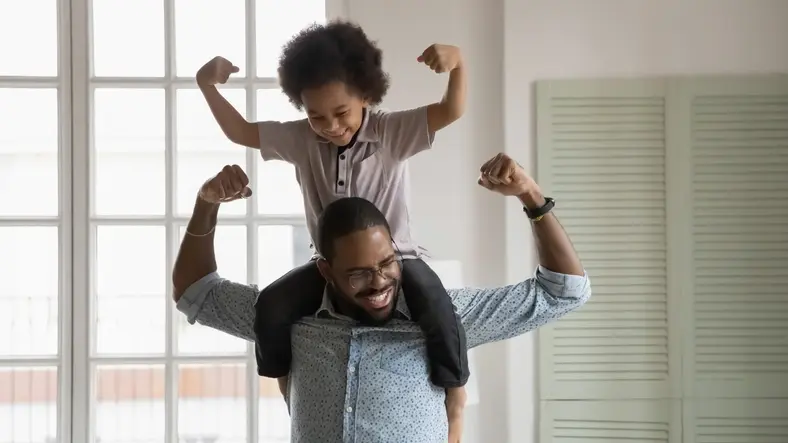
[176,89,247,216]
[92,0,164,77]
[0,1,57,76]
[94,365,165,443]
[94,89,165,216]
[0,227,58,357]
[0,367,58,443]
[258,225,312,288]
[259,379,289,443]
[177,225,248,355]
[256,89,305,216]
[0,88,59,216]
[178,364,247,443]
[175,0,246,77]
[95,226,165,355]
[256,0,326,77]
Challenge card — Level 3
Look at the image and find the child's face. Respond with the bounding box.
[301,82,367,146]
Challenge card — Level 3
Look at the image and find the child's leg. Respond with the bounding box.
[446,387,467,443]
[254,260,325,377]
[400,258,469,387]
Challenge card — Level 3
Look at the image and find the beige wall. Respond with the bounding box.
[344,1,788,442]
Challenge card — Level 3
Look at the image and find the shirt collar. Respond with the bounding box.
[314,107,378,144]
[315,286,412,321]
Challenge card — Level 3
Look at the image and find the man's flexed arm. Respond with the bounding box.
[454,153,590,347]
[478,153,584,277]
[172,164,252,300]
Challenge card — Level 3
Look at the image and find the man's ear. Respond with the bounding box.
[316,258,332,282]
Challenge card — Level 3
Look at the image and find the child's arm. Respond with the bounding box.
[196,56,260,149]
[374,45,466,162]
[418,44,467,133]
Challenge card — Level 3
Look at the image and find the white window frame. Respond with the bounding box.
[0,0,347,442]
[0,1,75,442]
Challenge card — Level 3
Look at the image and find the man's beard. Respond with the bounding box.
[327,280,400,326]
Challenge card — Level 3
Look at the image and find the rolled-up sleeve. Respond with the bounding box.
[453,266,591,348]
[175,272,259,342]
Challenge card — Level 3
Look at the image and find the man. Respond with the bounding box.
[172,153,591,443]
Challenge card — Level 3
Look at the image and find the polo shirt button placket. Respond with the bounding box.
[336,150,348,194]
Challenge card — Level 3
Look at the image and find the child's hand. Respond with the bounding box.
[445,387,467,443]
[196,56,240,87]
[417,44,463,74]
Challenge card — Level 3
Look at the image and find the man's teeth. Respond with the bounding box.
[368,289,390,302]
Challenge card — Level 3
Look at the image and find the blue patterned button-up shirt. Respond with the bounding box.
[176,266,591,443]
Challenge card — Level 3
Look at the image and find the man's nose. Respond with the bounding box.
[370,270,389,288]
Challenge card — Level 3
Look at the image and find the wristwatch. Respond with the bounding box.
[523,197,555,221]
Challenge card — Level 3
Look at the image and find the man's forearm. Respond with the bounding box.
[172,197,221,300]
[519,190,584,277]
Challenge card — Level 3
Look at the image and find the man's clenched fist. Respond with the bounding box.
[199,164,252,204]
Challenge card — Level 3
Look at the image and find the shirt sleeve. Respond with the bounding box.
[175,272,259,342]
[452,266,592,348]
[373,106,436,161]
[256,119,310,163]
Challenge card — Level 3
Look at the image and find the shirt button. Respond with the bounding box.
[338,180,345,186]
[339,154,346,160]
[349,366,355,373]
[346,406,353,413]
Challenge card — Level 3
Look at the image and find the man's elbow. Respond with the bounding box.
[171,267,198,302]
[172,270,187,302]
[564,275,592,310]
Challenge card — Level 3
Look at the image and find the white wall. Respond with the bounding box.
[345,0,788,442]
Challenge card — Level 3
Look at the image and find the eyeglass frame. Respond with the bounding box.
[344,242,404,290]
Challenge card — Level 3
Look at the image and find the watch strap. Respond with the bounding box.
[523,197,555,221]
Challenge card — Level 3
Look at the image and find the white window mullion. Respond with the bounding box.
[68,0,91,440]
[0,218,61,226]
[84,215,304,224]
[58,0,74,441]
[163,0,178,442]
[0,77,60,88]
[87,77,278,88]
[245,0,260,442]
[0,358,61,368]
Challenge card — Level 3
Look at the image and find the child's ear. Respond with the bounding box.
[316,258,333,282]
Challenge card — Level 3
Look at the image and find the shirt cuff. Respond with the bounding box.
[176,272,222,324]
[536,265,590,298]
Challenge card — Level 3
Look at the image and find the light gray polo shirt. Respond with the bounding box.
[257,106,434,258]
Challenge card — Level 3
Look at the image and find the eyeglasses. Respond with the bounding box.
[347,258,402,289]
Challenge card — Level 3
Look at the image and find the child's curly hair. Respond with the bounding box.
[277,21,390,110]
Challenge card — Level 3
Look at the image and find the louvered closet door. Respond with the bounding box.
[536,80,681,401]
[539,400,681,443]
[679,77,788,443]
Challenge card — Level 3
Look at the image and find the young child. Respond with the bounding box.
[196,21,468,438]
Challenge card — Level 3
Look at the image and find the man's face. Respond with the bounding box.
[318,226,401,325]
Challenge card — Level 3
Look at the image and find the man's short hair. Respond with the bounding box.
[317,197,391,261]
